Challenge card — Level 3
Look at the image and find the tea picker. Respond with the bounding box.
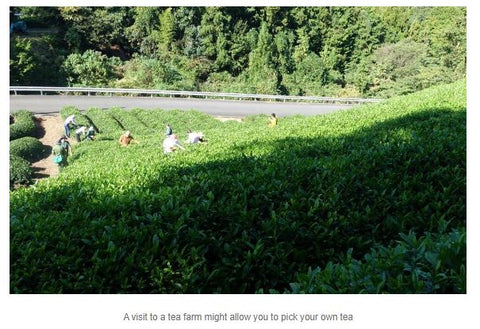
[52,136,72,169]
[64,114,78,137]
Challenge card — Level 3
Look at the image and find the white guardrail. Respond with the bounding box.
[10,86,382,104]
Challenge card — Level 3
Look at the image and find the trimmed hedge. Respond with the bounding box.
[60,106,91,127]
[287,229,466,294]
[10,154,33,188]
[10,136,46,162]
[10,110,36,140]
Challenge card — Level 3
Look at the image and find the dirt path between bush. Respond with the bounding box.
[31,115,64,179]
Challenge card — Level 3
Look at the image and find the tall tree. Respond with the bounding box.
[173,7,204,57]
[199,8,232,71]
[158,8,176,54]
[229,19,255,75]
[247,22,278,94]
[410,7,466,75]
[126,7,161,55]
[10,38,35,85]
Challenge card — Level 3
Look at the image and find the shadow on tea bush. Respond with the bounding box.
[10,136,47,162]
[10,154,33,188]
[10,110,36,140]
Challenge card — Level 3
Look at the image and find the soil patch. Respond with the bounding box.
[31,115,64,179]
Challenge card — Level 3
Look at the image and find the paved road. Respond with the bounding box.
[10,95,356,117]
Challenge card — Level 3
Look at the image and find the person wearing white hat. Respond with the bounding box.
[75,126,87,142]
[85,126,96,141]
[118,130,138,146]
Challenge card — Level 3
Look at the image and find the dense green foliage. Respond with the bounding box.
[10,154,34,188]
[10,6,465,97]
[10,136,46,163]
[10,34,67,86]
[10,80,466,293]
[62,50,122,87]
[9,110,39,188]
[289,230,465,294]
[10,110,36,140]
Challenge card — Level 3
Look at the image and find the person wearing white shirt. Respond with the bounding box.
[186,130,205,144]
[75,126,87,142]
[64,114,77,137]
[85,126,96,141]
[163,134,185,153]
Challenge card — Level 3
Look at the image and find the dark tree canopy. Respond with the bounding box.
[10,6,466,97]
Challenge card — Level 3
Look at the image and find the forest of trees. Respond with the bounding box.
[10,6,466,98]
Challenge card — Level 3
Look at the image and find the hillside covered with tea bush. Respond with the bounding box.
[10,80,466,293]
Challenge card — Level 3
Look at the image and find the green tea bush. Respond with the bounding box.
[60,106,91,127]
[10,154,34,188]
[10,136,46,162]
[85,107,122,135]
[288,229,466,294]
[108,107,152,134]
[10,80,466,293]
[10,110,36,140]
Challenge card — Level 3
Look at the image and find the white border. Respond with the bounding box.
[3,1,478,328]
